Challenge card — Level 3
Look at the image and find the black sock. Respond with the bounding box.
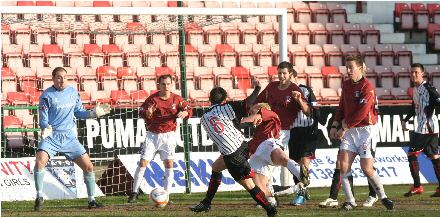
[204,171,222,204]
[348,173,355,197]
[293,174,300,185]
[368,180,377,197]
[249,186,270,210]
[273,185,291,193]
[408,155,421,187]
[329,169,341,200]
[431,158,440,188]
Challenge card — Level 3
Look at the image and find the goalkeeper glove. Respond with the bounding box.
[41,125,53,139]
[90,102,111,118]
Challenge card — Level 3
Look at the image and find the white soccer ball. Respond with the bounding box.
[149,187,169,208]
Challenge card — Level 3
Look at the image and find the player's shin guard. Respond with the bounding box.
[34,168,45,198]
[132,166,146,193]
[204,171,222,204]
[329,169,341,200]
[164,168,174,194]
[366,172,387,199]
[408,155,421,187]
[431,158,440,187]
[249,186,271,210]
[341,173,356,204]
[84,171,96,202]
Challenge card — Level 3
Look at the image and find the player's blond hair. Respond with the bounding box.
[251,103,271,113]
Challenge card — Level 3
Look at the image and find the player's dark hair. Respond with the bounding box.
[52,67,67,77]
[277,61,296,77]
[158,74,173,83]
[209,87,227,105]
[411,63,424,72]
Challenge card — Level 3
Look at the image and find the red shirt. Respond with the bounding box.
[140,92,192,133]
[249,108,281,155]
[255,81,305,130]
[335,78,378,128]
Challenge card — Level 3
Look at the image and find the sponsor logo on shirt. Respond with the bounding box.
[286,96,292,103]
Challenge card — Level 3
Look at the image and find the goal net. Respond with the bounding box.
[1,5,288,197]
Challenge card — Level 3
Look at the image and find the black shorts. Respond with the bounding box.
[409,131,439,156]
[223,142,252,181]
[289,126,317,162]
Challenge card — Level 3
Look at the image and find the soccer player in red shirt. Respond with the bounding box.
[255,61,311,186]
[128,74,192,205]
[329,55,394,211]
[241,103,310,206]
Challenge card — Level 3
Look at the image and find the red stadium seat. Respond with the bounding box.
[392,44,412,66]
[375,44,395,66]
[155,66,175,78]
[231,66,251,90]
[322,66,342,90]
[323,44,343,67]
[360,24,380,45]
[325,23,345,46]
[7,92,29,105]
[111,90,131,104]
[411,3,429,29]
[392,66,411,89]
[358,44,378,67]
[343,23,362,47]
[340,44,360,59]
[292,2,312,24]
[291,23,310,45]
[395,3,414,30]
[306,44,325,68]
[309,2,330,24]
[36,1,55,6]
[375,66,394,88]
[427,3,440,24]
[376,88,395,100]
[17,1,34,6]
[29,91,42,105]
[2,67,17,96]
[130,90,149,104]
[308,23,328,45]
[93,1,112,7]
[327,2,347,23]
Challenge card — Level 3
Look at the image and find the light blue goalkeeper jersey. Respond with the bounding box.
[39,85,90,131]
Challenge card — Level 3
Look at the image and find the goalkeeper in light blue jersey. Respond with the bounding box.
[34,67,111,211]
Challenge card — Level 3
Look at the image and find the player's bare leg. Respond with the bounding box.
[271,148,309,186]
[129,159,149,203]
[74,154,104,209]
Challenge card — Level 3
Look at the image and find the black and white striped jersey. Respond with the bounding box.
[292,84,318,128]
[405,81,440,134]
[201,101,247,155]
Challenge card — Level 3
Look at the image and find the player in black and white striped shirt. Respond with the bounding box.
[191,85,278,217]
[402,63,440,197]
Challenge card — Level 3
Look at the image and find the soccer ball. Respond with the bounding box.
[149,187,169,208]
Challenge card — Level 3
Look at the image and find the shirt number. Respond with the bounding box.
[209,116,224,134]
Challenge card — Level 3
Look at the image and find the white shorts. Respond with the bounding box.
[249,138,283,177]
[279,130,290,150]
[340,124,378,158]
[140,131,178,161]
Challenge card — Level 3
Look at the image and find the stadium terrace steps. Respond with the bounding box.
[413,54,439,65]
[374,24,395,34]
[348,13,373,24]
[405,44,427,55]
[380,33,406,44]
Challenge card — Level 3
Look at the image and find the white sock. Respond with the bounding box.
[341,173,356,205]
[367,172,387,199]
[132,166,146,193]
[286,160,301,179]
[164,168,174,194]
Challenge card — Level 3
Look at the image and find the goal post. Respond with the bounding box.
[0,5,289,197]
